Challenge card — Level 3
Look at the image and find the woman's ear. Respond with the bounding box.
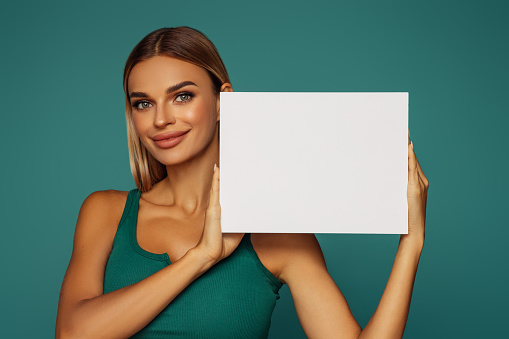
[221,83,233,92]
[216,83,233,121]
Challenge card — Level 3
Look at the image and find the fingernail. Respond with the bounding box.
[214,163,216,172]
[410,141,414,149]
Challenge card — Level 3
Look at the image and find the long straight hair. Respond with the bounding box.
[123,27,230,192]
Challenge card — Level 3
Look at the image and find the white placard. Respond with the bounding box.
[219,92,408,234]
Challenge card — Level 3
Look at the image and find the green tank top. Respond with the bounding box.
[103,188,282,339]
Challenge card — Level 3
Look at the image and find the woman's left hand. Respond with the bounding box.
[405,131,429,244]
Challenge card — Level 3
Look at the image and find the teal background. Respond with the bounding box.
[1,0,507,338]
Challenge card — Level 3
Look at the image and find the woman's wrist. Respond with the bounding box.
[184,246,217,274]
[399,232,424,254]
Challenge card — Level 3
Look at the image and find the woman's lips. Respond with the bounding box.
[152,130,189,149]
[152,130,189,140]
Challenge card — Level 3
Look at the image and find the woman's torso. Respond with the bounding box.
[103,188,282,339]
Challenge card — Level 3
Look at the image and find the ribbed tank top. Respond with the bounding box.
[103,188,282,339]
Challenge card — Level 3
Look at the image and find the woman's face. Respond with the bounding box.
[127,56,225,166]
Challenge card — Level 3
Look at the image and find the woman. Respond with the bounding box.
[56,27,429,338]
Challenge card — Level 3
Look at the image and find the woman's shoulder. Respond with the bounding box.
[74,189,131,245]
[251,233,325,284]
[80,189,130,219]
[82,189,130,204]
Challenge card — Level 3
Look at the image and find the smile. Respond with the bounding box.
[152,130,189,149]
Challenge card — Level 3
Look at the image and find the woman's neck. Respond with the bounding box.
[145,128,219,216]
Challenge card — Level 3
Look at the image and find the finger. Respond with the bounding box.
[408,128,411,145]
[415,157,427,184]
[411,142,429,186]
[411,144,429,212]
[209,164,220,208]
[408,143,419,184]
[203,165,221,242]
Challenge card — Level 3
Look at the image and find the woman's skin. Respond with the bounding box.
[56,55,429,339]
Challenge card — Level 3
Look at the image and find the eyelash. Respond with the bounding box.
[132,92,195,111]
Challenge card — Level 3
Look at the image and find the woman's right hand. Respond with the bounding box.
[195,165,244,265]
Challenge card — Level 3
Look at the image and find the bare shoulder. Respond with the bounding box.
[78,189,129,226]
[251,233,326,284]
[57,190,131,316]
[79,189,129,216]
[73,189,129,251]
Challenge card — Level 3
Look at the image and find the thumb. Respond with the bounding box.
[206,164,221,224]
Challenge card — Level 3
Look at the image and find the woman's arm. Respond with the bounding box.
[359,141,428,338]
[56,166,242,339]
[357,236,422,338]
[276,142,428,338]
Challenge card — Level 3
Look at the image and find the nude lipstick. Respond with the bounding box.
[152,130,189,149]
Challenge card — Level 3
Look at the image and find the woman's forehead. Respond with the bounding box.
[128,56,211,91]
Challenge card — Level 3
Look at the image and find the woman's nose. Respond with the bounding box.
[154,103,176,128]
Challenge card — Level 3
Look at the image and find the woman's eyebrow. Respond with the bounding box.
[129,81,198,99]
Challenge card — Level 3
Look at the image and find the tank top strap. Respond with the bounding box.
[117,188,140,230]
[240,233,283,289]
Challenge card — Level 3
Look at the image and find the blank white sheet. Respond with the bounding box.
[219,92,408,234]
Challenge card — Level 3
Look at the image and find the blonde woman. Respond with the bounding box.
[56,26,429,338]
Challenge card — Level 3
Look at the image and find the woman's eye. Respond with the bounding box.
[175,93,193,102]
[133,101,152,110]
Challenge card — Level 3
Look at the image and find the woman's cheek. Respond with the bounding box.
[186,103,207,124]
[132,116,151,147]
[183,113,206,138]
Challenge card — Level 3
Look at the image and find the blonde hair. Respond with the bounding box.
[123,27,230,192]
